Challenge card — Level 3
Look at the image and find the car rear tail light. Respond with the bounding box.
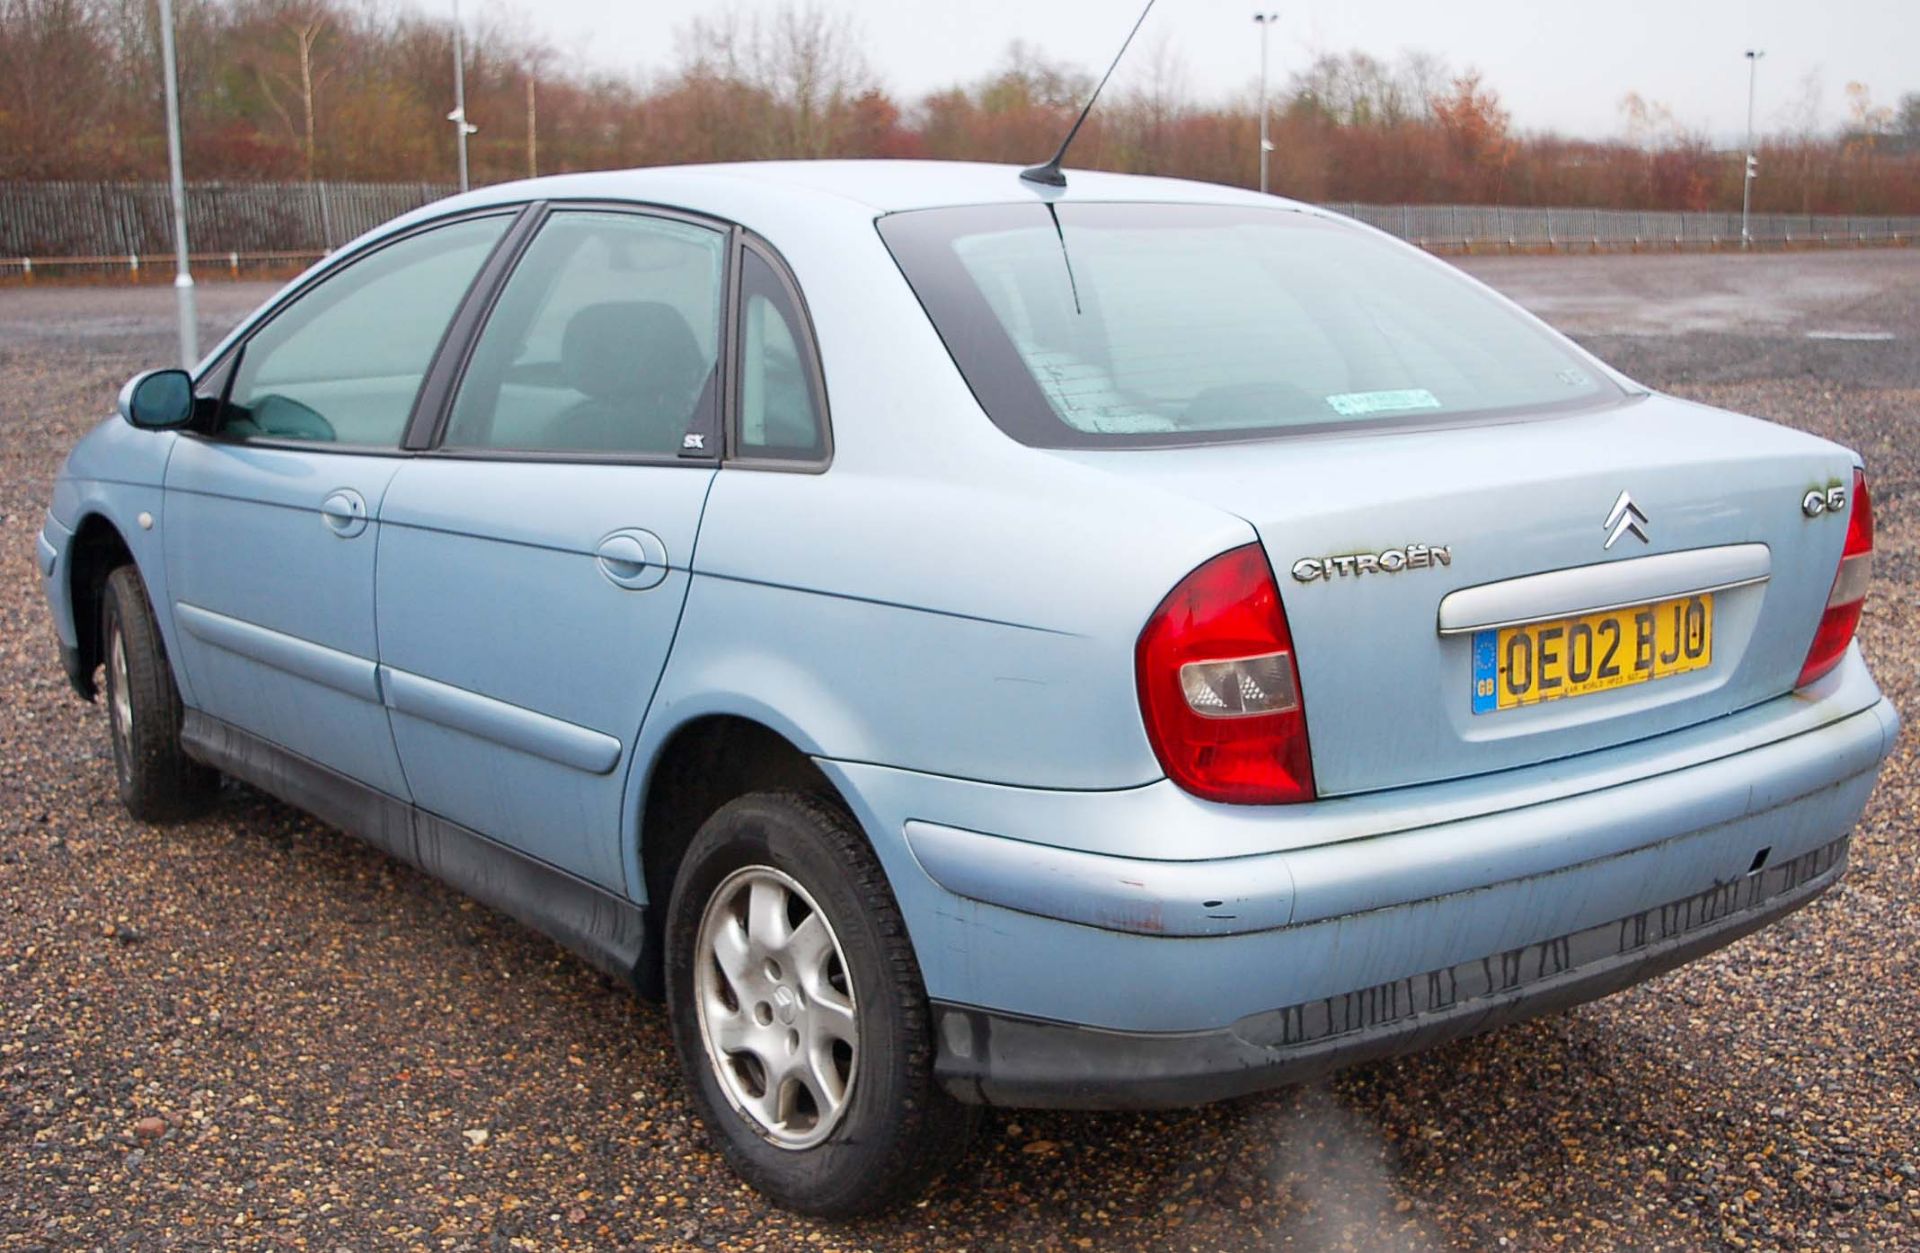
[1136,545,1315,805]
[1797,467,1873,688]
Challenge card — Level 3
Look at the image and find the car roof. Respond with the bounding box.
[376,160,1330,239]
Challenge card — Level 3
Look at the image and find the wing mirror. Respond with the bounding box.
[117,368,195,430]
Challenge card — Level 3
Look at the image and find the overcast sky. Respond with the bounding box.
[439,0,1917,142]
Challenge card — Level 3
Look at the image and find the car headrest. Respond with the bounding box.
[560,301,705,407]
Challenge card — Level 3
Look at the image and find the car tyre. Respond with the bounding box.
[665,791,976,1216]
[101,565,219,821]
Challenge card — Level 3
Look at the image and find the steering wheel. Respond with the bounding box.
[225,393,337,442]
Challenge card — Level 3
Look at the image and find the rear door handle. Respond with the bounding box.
[594,530,669,590]
[320,489,369,539]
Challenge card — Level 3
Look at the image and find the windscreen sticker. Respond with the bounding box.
[1324,388,1444,417]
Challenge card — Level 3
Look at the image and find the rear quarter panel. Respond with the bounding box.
[626,207,1254,894]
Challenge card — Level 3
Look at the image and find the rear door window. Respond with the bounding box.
[441,210,727,457]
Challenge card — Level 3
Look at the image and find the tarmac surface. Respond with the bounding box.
[1,249,1915,1250]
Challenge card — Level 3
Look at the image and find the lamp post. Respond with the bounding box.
[448,0,477,191]
[156,0,196,365]
[1254,12,1278,194]
[1741,49,1764,249]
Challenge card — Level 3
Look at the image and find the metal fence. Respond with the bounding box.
[0,180,457,262]
[1329,203,1920,250]
[2,181,1916,276]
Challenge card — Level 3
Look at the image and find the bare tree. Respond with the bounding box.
[1289,51,1423,127]
[251,2,336,180]
[676,2,874,157]
[1133,34,1189,124]
[1775,68,1829,213]
[1776,67,1827,140]
[0,0,117,174]
[1619,92,1682,148]
[976,39,1092,113]
[1108,35,1188,171]
[1398,50,1450,121]
[1844,82,1893,136]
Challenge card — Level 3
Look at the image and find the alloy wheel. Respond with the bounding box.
[107,622,133,780]
[693,865,859,1149]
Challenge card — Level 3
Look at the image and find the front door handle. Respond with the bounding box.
[594,530,669,590]
[319,489,369,539]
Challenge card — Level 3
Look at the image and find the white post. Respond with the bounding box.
[1254,13,1278,195]
[1741,50,1764,250]
[450,0,471,192]
[317,180,334,250]
[157,0,197,365]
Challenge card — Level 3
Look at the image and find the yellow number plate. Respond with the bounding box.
[1471,594,1712,714]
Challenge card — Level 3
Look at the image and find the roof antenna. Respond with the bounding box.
[1019,0,1159,188]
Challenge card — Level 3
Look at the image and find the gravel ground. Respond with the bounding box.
[2,253,1915,1251]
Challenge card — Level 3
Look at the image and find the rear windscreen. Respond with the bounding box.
[878,202,1624,448]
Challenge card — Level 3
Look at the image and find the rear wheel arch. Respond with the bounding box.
[634,714,852,998]
[67,513,137,699]
[661,788,975,1214]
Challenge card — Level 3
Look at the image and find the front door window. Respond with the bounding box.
[221,214,510,446]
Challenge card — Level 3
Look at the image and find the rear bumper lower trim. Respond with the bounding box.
[933,834,1847,1109]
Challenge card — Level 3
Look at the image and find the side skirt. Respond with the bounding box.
[180,710,648,988]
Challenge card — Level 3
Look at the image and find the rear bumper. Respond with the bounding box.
[934,833,1846,1109]
[819,654,1897,1109]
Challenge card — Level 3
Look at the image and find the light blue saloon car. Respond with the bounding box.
[39,162,1896,1214]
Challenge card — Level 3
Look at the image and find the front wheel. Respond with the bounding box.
[101,565,219,821]
[664,792,974,1216]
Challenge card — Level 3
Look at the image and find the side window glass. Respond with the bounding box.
[442,211,726,457]
[736,249,827,461]
[221,215,509,446]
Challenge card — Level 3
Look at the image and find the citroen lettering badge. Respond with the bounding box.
[1290,544,1452,583]
[1603,490,1649,550]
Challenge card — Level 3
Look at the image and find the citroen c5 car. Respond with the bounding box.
[38,161,1897,1215]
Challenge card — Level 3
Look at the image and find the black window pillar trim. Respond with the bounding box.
[685,220,744,464]
[403,200,550,452]
[720,225,747,463]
